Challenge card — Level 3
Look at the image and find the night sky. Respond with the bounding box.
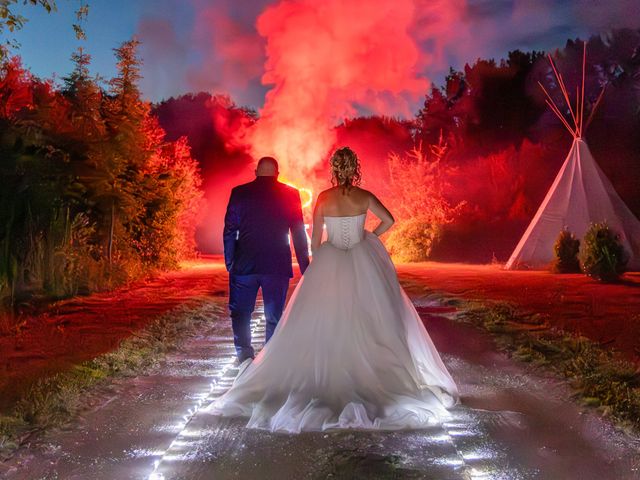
[6,0,640,110]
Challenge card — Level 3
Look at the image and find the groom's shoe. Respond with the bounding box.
[232,356,254,381]
[233,355,254,367]
[238,357,253,376]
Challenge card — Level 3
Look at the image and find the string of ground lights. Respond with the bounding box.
[146,309,266,480]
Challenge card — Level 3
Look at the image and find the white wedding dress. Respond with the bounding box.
[207,214,459,432]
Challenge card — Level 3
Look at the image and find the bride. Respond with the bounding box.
[207,147,459,432]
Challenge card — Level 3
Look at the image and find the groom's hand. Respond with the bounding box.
[223,189,240,274]
[289,189,310,276]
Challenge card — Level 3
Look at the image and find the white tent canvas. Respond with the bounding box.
[506,138,640,270]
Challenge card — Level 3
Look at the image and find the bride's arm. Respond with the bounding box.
[310,193,324,255]
[369,193,394,236]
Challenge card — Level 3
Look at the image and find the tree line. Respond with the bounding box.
[153,30,640,262]
[0,40,203,312]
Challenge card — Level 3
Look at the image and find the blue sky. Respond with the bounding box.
[7,1,144,83]
[5,0,197,98]
[5,0,640,108]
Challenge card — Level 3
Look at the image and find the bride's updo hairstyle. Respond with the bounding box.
[330,146,362,193]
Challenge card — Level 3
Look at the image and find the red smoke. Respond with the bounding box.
[140,0,472,186]
[241,0,430,186]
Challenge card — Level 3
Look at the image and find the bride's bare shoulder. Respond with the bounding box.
[317,187,335,200]
[327,186,377,201]
[317,186,377,210]
[351,187,377,201]
[314,187,334,209]
[318,187,335,196]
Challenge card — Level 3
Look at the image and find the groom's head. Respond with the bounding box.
[256,156,279,177]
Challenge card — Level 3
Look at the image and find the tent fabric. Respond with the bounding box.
[506,138,640,270]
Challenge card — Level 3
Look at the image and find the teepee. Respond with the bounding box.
[506,43,640,270]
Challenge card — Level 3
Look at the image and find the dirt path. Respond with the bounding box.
[2,258,639,479]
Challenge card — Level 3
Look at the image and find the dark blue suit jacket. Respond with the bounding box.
[223,176,310,277]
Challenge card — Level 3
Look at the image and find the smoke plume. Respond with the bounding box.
[243,0,429,185]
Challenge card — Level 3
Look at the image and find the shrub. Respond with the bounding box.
[552,228,581,273]
[386,216,441,263]
[579,222,628,282]
[384,142,463,263]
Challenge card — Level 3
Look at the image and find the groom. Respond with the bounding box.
[223,157,310,364]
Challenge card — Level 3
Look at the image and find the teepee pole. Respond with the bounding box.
[548,54,579,131]
[539,81,578,136]
[579,41,587,137]
[545,99,577,136]
[584,86,606,130]
[575,85,581,135]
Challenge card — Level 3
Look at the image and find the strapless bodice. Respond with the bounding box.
[324,214,366,250]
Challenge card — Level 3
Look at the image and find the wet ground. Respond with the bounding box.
[2,264,639,479]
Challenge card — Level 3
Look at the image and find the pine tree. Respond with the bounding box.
[102,39,148,265]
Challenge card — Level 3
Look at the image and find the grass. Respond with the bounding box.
[455,300,640,432]
[0,299,226,458]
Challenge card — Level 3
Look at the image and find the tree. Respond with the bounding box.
[1,1,88,56]
[142,135,204,264]
[101,39,147,265]
[1,46,205,311]
[384,139,465,262]
[415,51,545,157]
[103,39,204,268]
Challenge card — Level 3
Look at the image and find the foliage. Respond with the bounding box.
[386,216,441,263]
[140,135,204,265]
[579,222,628,282]
[153,92,256,180]
[0,0,88,55]
[383,141,464,262]
[408,52,552,262]
[415,51,545,156]
[0,42,203,312]
[552,229,581,273]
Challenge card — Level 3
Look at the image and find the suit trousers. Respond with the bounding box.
[228,274,289,361]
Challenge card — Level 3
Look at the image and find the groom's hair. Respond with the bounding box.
[256,156,279,176]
